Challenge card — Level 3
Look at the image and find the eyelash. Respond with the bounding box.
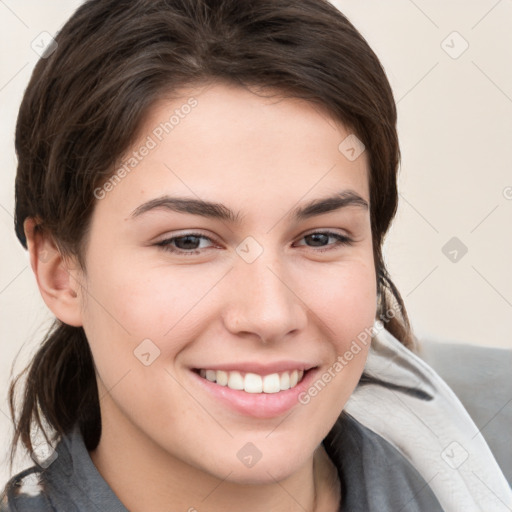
[155,231,353,256]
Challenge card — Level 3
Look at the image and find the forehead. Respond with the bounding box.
[97,82,370,222]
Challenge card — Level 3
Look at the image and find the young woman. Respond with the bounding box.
[2,1,511,511]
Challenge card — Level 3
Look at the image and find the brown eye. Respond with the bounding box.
[304,233,330,246]
[156,233,215,255]
[296,231,353,251]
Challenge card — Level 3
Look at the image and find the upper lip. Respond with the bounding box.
[192,361,318,375]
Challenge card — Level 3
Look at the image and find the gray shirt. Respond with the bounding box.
[1,413,443,511]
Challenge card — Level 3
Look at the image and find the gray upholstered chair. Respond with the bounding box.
[418,339,512,485]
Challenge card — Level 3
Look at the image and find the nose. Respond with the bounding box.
[222,249,308,344]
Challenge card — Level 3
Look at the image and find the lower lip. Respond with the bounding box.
[189,368,319,419]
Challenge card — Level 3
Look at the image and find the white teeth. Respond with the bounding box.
[280,372,290,391]
[244,373,263,393]
[262,373,280,393]
[216,370,228,386]
[198,368,307,393]
[228,371,244,390]
[290,369,298,388]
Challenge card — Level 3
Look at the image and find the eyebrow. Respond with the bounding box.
[129,190,368,223]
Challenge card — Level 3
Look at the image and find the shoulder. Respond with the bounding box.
[1,466,54,512]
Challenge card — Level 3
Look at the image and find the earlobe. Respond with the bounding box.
[24,218,84,327]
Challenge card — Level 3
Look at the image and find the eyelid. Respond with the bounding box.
[154,230,214,244]
[299,227,352,240]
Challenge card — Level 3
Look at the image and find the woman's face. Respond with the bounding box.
[77,82,376,483]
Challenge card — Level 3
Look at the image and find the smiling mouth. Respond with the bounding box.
[194,368,311,394]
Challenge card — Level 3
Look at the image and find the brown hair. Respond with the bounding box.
[10,0,414,466]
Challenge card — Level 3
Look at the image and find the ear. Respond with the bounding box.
[24,218,83,327]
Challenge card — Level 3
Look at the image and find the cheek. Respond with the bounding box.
[78,264,199,431]
[78,257,227,393]
[81,256,205,339]
[305,257,377,344]
[303,258,376,392]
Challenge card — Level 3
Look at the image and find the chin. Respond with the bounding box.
[220,464,296,486]
[203,443,310,485]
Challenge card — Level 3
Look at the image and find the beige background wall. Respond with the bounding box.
[1,0,511,481]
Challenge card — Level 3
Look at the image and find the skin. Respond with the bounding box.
[26,82,376,512]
